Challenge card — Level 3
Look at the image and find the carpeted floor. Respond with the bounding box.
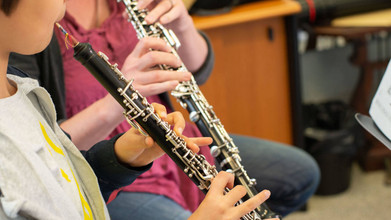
[285,163,391,220]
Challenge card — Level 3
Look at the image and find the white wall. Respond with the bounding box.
[299,32,391,105]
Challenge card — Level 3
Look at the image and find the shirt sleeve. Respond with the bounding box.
[82,134,152,202]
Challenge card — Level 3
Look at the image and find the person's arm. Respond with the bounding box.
[82,133,152,201]
[171,14,208,74]
[191,31,214,85]
[59,93,126,150]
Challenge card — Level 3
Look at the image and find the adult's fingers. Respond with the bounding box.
[137,0,155,10]
[133,80,179,97]
[143,0,173,24]
[159,0,183,25]
[132,37,172,57]
[137,50,182,70]
[132,69,191,85]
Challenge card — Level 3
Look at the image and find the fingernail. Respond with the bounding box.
[145,16,154,24]
[177,127,183,135]
[160,16,169,24]
[137,1,145,9]
[171,81,179,87]
[192,143,199,153]
[183,72,191,79]
[263,190,271,197]
[160,111,167,119]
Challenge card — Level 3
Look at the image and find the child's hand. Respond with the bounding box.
[114,103,212,167]
[189,171,277,220]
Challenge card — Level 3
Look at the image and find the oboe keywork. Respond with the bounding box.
[117,0,280,219]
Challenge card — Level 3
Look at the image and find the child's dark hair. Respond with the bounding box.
[1,0,19,15]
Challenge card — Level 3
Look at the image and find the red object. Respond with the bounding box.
[305,0,317,23]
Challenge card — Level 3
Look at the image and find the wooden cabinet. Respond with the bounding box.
[173,0,302,145]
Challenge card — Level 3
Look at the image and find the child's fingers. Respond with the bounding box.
[166,111,185,135]
[124,128,152,150]
[144,136,155,147]
[231,190,271,219]
[151,103,167,120]
[189,136,212,147]
[182,136,199,153]
[184,136,212,153]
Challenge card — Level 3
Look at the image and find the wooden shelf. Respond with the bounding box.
[332,8,391,27]
[192,0,301,30]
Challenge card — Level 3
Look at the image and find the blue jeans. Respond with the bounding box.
[107,192,192,220]
[232,134,320,216]
[107,134,320,219]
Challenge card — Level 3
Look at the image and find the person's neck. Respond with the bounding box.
[66,0,111,30]
[0,52,16,99]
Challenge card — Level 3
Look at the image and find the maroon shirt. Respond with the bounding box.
[55,1,214,212]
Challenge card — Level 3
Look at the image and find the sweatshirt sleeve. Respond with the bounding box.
[82,134,152,202]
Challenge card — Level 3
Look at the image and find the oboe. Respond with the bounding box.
[118,0,280,219]
[56,24,262,220]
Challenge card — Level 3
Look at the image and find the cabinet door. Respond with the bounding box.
[199,17,293,144]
